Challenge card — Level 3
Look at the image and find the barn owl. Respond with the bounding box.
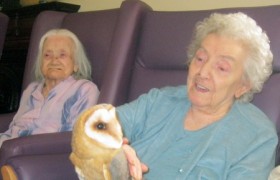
[70,104,131,180]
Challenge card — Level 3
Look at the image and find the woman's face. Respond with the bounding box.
[41,35,77,82]
[187,34,251,113]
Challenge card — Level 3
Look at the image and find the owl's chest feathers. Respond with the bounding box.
[74,145,122,164]
[72,148,122,180]
[90,148,120,164]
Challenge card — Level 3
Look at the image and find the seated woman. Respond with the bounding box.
[0,29,99,146]
[119,12,278,179]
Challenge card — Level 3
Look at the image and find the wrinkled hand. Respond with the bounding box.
[122,138,149,180]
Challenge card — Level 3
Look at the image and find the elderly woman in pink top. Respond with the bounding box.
[0,29,99,146]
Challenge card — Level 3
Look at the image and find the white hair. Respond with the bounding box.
[187,12,273,102]
[34,29,92,81]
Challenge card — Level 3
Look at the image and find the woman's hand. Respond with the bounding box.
[122,139,149,180]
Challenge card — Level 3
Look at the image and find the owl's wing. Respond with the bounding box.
[69,153,85,180]
[103,164,111,180]
[109,148,131,180]
[75,166,85,180]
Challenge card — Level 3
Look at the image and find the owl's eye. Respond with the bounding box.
[96,123,106,130]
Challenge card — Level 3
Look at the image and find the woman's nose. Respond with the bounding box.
[49,55,59,63]
[198,61,211,79]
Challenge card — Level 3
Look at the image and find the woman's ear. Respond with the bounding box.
[234,81,251,99]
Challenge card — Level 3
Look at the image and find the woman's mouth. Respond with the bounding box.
[49,67,62,70]
[195,83,209,93]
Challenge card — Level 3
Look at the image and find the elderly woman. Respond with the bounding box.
[119,13,278,179]
[0,29,99,146]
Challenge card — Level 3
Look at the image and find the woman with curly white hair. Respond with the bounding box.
[119,12,277,180]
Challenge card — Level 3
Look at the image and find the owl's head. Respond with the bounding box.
[82,104,123,149]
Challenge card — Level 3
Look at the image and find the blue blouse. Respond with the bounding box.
[117,85,278,180]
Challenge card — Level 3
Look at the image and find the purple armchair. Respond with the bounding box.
[0,0,151,179]
[2,2,280,180]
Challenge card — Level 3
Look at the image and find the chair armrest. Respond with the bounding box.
[1,165,17,180]
[0,113,15,133]
[2,153,78,180]
[0,131,72,167]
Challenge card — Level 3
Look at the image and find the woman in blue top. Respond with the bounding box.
[118,12,278,180]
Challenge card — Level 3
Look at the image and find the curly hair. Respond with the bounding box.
[187,12,273,102]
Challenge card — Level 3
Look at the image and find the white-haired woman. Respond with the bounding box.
[120,13,277,180]
[0,29,99,146]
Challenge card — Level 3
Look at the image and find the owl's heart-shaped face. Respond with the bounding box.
[84,107,123,149]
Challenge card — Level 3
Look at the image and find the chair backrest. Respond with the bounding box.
[23,0,151,106]
[124,5,280,164]
[22,10,117,89]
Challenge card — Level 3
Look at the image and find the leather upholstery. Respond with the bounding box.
[1,2,280,180]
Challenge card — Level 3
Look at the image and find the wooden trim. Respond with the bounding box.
[1,165,18,180]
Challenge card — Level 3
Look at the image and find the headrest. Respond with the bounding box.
[137,6,280,72]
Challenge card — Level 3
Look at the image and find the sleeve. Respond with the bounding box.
[116,88,160,142]
[0,83,38,145]
[227,133,278,180]
[60,81,100,131]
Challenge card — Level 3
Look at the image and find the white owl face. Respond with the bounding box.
[84,107,123,149]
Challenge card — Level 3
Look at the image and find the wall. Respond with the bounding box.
[57,0,280,12]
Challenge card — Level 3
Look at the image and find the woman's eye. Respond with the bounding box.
[44,53,51,58]
[60,53,65,58]
[60,52,69,59]
[197,57,203,62]
[219,66,225,71]
[195,56,205,64]
[217,65,230,72]
[194,49,207,63]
